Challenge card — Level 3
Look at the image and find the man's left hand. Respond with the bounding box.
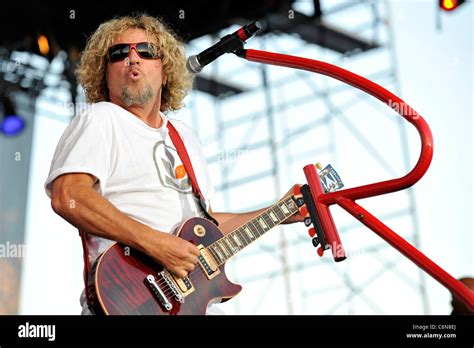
[281,184,307,224]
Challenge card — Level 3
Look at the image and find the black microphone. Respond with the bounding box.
[186,21,261,73]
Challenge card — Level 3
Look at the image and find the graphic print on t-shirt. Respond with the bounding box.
[153,140,192,193]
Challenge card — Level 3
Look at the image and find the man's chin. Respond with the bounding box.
[121,82,154,107]
[124,85,144,95]
[125,78,142,86]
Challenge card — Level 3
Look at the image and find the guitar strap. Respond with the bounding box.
[166,120,218,226]
[80,119,218,308]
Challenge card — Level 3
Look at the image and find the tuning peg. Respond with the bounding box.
[293,185,301,196]
[299,206,308,216]
[304,217,312,227]
[315,163,322,170]
[308,227,316,237]
[296,197,305,207]
[311,237,320,247]
[317,246,324,257]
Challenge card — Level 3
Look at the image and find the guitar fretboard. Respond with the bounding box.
[207,196,299,266]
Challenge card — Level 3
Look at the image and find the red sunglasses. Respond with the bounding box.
[107,42,161,62]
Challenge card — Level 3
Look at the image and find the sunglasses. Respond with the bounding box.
[107,42,161,62]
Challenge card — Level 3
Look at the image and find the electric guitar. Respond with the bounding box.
[86,164,343,315]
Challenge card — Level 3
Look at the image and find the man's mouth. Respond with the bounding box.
[127,70,141,80]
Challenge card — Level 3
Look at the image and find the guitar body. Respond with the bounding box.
[87,217,242,315]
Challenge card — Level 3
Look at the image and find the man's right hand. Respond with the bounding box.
[146,232,200,278]
[51,173,200,279]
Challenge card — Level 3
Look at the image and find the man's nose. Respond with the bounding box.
[127,48,140,65]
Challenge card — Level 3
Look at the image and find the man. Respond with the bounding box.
[45,14,304,315]
[451,277,474,315]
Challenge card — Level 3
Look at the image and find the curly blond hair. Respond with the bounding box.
[76,14,193,112]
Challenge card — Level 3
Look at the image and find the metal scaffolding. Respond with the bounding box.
[184,0,429,314]
[1,0,432,315]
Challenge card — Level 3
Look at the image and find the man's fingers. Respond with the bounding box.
[171,263,196,279]
[188,245,200,257]
[184,253,198,265]
[175,269,188,278]
[184,262,196,272]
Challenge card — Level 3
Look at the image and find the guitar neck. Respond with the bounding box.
[206,196,299,266]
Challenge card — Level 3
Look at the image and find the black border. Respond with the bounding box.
[0,315,472,346]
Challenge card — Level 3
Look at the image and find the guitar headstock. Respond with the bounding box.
[293,162,346,261]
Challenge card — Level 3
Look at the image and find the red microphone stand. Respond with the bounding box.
[234,48,474,312]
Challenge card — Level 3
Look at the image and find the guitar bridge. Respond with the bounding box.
[145,274,173,311]
[158,271,187,302]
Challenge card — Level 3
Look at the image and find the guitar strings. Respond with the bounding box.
[152,212,297,298]
[152,265,209,297]
[151,242,231,297]
[151,251,230,298]
[154,244,233,295]
[150,204,299,299]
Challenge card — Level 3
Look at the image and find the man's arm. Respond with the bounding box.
[50,173,199,278]
[209,184,305,235]
[210,209,267,235]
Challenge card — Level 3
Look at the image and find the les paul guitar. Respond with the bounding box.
[87,164,343,315]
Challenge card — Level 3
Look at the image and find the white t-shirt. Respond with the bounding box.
[45,101,215,262]
[45,102,222,314]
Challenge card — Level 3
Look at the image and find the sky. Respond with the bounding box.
[15,0,473,315]
[388,0,472,313]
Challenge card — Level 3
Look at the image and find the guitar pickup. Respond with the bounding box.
[173,274,195,296]
[197,245,220,280]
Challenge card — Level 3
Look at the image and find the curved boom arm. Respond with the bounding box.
[240,48,473,312]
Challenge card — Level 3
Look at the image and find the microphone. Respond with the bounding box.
[186,21,261,73]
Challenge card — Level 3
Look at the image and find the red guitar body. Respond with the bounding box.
[86,217,242,315]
